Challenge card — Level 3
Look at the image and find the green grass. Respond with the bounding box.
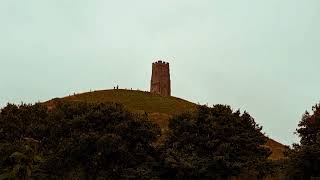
[47,89,286,160]
[58,89,197,115]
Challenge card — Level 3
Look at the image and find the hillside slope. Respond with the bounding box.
[47,89,286,160]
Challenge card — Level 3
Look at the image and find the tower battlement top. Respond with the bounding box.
[153,60,169,65]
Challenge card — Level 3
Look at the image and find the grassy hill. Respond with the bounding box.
[46,89,286,160]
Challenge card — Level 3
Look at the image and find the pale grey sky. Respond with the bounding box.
[1,0,320,145]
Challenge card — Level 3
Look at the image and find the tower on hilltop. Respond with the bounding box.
[150,60,171,96]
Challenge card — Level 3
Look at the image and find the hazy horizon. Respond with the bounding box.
[1,0,320,145]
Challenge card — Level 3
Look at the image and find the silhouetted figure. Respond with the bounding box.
[117,85,119,89]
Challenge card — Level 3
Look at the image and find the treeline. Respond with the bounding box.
[0,101,319,179]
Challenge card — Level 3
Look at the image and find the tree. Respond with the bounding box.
[286,103,320,177]
[0,102,161,179]
[160,105,271,179]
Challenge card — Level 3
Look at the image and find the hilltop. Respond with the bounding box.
[47,89,286,160]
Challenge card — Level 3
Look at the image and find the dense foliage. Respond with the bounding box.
[0,102,273,179]
[0,102,161,179]
[161,105,271,179]
[286,103,320,177]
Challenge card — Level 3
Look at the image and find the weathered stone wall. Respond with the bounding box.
[150,60,171,96]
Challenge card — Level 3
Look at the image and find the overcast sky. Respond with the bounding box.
[1,0,320,145]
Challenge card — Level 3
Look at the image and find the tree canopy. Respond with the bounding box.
[0,102,274,179]
[0,102,161,179]
[286,103,320,178]
[161,105,271,179]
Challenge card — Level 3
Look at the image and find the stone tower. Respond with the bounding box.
[150,60,171,96]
